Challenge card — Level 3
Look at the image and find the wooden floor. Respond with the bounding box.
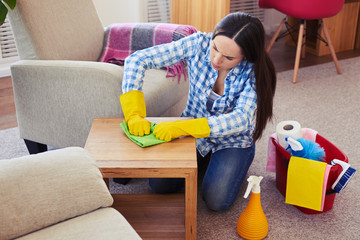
[0,75,17,130]
[1,36,360,239]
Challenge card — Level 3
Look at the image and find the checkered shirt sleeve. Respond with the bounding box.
[122,32,203,93]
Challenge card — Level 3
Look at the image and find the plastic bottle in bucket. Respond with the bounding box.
[237,176,268,240]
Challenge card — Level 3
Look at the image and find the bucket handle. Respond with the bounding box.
[282,157,289,169]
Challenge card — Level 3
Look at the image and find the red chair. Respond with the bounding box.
[259,0,344,83]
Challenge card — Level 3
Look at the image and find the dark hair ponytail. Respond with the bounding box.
[253,49,276,141]
[214,12,276,142]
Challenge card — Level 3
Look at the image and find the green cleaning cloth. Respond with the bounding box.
[120,120,167,147]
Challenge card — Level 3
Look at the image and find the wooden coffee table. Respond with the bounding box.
[84,117,197,240]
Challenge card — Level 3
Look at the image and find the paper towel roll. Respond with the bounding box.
[276,121,302,150]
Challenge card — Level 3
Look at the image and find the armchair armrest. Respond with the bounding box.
[11,59,124,79]
[10,60,124,148]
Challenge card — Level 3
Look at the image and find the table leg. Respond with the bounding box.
[185,169,197,240]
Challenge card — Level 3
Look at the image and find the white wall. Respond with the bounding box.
[263,9,286,35]
[0,57,18,77]
[92,0,147,27]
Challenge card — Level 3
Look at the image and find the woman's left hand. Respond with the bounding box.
[153,118,210,141]
[153,121,186,142]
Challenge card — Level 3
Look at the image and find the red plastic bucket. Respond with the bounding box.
[272,133,348,214]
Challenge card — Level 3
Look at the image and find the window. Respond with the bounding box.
[0,17,19,77]
[146,0,171,23]
[230,0,265,22]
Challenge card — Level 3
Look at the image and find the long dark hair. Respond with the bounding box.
[213,12,276,142]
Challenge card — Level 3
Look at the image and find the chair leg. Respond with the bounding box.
[301,21,306,59]
[293,20,305,83]
[321,19,342,74]
[24,139,48,154]
[266,17,286,53]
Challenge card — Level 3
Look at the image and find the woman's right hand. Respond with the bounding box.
[120,90,150,136]
[127,115,151,136]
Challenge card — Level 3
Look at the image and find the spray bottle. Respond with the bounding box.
[237,176,268,240]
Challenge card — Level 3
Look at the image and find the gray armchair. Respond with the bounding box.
[8,0,189,154]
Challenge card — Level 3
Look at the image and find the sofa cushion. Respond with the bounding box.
[16,208,141,240]
[143,69,189,117]
[0,147,113,240]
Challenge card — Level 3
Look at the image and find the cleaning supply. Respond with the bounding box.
[266,127,318,173]
[276,120,302,151]
[285,156,328,211]
[272,131,348,214]
[286,136,325,161]
[237,176,268,240]
[120,121,166,147]
[153,118,210,142]
[119,90,151,136]
[330,159,356,193]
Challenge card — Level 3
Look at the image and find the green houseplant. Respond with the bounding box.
[0,0,16,25]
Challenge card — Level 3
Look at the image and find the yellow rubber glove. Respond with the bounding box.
[119,90,151,136]
[153,118,210,142]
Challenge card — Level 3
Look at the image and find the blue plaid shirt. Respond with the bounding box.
[122,32,257,156]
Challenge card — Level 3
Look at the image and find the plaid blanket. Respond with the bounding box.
[98,22,197,82]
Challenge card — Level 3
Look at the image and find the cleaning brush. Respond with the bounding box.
[330,159,356,193]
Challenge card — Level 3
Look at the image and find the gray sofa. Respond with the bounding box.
[8,0,189,154]
[0,147,141,239]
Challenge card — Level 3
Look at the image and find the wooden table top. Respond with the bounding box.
[85,117,197,170]
[85,117,198,239]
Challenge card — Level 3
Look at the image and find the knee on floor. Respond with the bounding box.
[202,194,234,212]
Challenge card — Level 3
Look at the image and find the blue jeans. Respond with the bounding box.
[149,146,255,211]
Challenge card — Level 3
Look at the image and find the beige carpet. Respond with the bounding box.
[195,57,360,240]
[1,57,359,239]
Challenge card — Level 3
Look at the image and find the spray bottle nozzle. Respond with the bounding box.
[244,176,263,198]
[285,136,303,151]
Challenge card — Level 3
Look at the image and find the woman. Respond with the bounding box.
[120,12,276,211]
